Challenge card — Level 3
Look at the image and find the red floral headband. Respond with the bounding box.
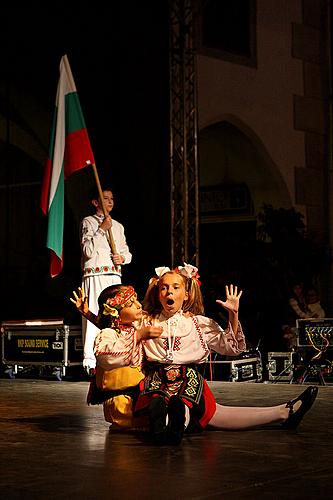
[106,286,136,307]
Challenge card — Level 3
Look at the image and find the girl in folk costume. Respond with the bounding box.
[133,264,318,444]
[71,284,161,429]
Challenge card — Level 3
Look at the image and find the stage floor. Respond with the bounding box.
[1,379,332,500]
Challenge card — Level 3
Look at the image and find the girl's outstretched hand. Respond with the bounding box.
[70,287,89,315]
[216,284,242,314]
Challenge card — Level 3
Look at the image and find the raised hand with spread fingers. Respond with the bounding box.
[216,284,243,335]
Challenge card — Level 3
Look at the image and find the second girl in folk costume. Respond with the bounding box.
[133,264,246,444]
[132,264,318,444]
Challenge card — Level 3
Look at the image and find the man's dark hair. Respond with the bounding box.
[89,187,113,201]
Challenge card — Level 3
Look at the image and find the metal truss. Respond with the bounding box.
[169,0,200,267]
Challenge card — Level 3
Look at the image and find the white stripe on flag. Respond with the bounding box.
[48,55,77,210]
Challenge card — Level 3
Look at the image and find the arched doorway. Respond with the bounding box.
[198,120,292,350]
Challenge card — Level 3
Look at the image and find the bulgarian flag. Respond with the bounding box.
[40,54,95,277]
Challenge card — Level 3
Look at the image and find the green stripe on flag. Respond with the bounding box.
[46,166,65,258]
[65,92,87,134]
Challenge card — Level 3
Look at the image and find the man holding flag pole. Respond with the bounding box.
[41,54,132,373]
[80,185,132,373]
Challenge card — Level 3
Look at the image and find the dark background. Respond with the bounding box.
[1,5,171,322]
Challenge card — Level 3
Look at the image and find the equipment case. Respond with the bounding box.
[1,319,83,376]
[209,357,262,382]
[267,352,294,382]
[296,318,333,347]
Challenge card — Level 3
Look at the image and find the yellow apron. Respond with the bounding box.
[96,365,147,429]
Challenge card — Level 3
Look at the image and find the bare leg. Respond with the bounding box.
[207,402,298,430]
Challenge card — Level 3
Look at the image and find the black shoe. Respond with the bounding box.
[149,396,167,445]
[167,396,186,445]
[282,386,318,429]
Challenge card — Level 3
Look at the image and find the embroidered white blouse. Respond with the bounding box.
[94,326,144,371]
[143,312,246,364]
[94,311,246,371]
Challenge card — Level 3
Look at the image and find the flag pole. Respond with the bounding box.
[87,161,117,255]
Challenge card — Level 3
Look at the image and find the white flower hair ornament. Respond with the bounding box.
[149,266,171,285]
[151,263,201,286]
[155,266,171,277]
[177,262,202,286]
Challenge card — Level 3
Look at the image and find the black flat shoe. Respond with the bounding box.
[149,396,167,445]
[282,386,318,429]
[167,396,186,445]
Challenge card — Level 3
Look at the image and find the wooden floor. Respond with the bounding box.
[1,376,332,500]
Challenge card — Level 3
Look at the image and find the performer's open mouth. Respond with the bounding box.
[166,299,174,305]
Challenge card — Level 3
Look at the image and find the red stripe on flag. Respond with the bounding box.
[40,158,52,215]
[64,128,95,178]
[50,250,63,278]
